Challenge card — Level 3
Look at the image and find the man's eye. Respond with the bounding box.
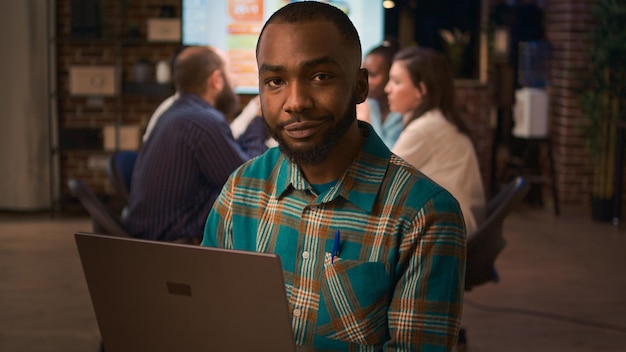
[312,73,332,81]
[266,78,284,88]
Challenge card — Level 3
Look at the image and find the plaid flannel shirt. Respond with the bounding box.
[203,122,466,351]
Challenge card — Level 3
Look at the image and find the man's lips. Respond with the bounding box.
[283,120,326,139]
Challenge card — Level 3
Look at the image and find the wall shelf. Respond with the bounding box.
[56,0,181,204]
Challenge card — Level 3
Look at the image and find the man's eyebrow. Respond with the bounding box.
[259,63,283,75]
[302,56,340,68]
[259,56,340,75]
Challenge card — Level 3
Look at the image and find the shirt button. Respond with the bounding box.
[302,251,310,259]
[293,308,301,317]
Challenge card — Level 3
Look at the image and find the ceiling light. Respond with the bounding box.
[383,0,395,9]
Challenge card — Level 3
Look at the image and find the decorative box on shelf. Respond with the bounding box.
[103,125,141,151]
[69,66,117,96]
[147,18,181,42]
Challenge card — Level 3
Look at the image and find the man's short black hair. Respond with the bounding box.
[255,1,362,60]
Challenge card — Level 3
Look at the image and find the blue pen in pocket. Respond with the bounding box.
[332,230,340,264]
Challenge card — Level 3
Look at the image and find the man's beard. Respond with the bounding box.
[266,95,358,167]
[213,75,240,117]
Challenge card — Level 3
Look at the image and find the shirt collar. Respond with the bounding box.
[275,121,391,212]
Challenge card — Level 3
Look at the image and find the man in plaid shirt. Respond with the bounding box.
[202,2,466,351]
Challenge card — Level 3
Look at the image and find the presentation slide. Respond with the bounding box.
[182,0,384,94]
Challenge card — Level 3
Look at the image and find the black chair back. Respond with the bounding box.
[68,178,130,237]
[465,176,530,291]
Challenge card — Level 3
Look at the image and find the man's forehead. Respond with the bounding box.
[257,21,358,67]
[260,20,340,45]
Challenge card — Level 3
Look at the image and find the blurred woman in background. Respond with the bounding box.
[386,47,485,234]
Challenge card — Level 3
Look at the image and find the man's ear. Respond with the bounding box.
[356,68,369,104]
[208,69,224,92]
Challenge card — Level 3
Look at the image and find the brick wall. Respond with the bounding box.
[57,0,180,207]
[456,82,494,194]
[479,0,601,207]
[544,0,595,203]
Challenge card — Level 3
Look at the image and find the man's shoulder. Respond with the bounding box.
[384,153,459,210]
[161,98,227,130]
[234,147,282,178]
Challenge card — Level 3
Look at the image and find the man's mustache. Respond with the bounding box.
[275,114,332,129]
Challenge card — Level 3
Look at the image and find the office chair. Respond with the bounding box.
[465,176,530,291]
[458,176,530,349]
[67,178,130,237]
[106,150,138,204]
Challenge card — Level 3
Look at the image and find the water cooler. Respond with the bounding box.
[513,41,551,138]
[509,40,560,215]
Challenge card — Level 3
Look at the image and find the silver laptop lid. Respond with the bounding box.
[75,232,296,352]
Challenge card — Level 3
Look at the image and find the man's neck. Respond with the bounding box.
[201,91,216,107]
[298,121,365,184]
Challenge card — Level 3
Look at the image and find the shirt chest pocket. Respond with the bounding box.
[316,253,392,345]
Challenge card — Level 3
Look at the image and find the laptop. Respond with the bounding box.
[74,232,296,352]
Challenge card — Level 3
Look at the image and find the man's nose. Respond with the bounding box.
[283,81,313,114]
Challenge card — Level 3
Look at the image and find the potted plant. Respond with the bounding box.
[579,0,626,221]
[439,28,471,77]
